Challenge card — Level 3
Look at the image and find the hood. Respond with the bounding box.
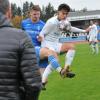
[0,12,12,28]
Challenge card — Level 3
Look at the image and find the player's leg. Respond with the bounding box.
[60,43,76,77]
[36,46,63,75]
[40,48,61,74]
[95,42,99,54]
[39,48,63,90]
[40,47,63,72]
[39,47,58,59]
[41,64,54,90]
[34,46,47,75]
[43,42,76,78]
[94,37,99,54]
[40,41,62,73]
[89,36,96,54]
[39,59,48,75]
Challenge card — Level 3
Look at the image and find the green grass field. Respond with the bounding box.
[39,43,100,100]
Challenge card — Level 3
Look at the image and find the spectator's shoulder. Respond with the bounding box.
[9,27,28,39]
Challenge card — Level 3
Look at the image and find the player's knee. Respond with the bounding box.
[69,44,75,50]
[40,48,49,58]
[47,50,57,57]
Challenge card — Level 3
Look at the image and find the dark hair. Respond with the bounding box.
[91,20,98,23]
[0,0,10,14]
[58,3,70,12]
[30,5,41,11]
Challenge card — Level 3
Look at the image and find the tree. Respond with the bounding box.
[11,3,18,17]
[23,1,29,17]
[30,2,34,9]
[81,7,88,12]
[17,7,22,16]
[41,3,56,22]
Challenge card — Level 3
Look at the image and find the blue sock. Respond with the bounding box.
[48,55,60,69]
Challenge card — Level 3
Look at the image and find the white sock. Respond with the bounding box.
[91,44,95,53]
[56,67,62,73]
[95,43,99,54]
[42,64,54,83]
[65,50,75,67]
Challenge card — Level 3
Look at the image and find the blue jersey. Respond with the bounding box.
[97,25,100,40]
[21,18,45,46]
[21,18,48,68]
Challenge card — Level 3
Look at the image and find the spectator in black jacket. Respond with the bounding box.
[0,0,42,100]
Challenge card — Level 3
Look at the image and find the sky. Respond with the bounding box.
[9,0,100,10]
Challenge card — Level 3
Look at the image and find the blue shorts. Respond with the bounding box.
[35,46,48,68]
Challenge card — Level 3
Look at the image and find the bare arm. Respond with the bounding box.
[70,26,86,33]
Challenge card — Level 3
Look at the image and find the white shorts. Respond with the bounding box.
[89,35,97,42]
[41,40,62,53]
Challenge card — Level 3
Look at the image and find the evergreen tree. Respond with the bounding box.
[23,1,29,17]
[41,3,56,22]
[30,2,34,9]
[11,3,18,17]
[17,7,22,16]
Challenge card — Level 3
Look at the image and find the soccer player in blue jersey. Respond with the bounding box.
[21,5,44,47]
[21,5,48,74]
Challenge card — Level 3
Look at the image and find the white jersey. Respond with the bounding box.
[89,24,98,37]
[40,16,62,42]
[40,16,86,43]
[88,24,98,42]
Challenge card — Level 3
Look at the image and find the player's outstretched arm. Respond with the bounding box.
[70,26,86,33]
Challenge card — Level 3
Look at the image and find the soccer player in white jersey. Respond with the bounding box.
[87,20,99,54]
[38,3,87,89]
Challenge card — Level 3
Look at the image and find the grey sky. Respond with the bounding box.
[9,0,100,10]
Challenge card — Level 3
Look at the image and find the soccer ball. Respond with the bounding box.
[59,20,71,31]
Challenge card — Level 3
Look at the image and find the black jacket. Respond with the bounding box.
[0,12,42,100]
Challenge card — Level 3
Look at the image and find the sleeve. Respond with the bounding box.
[39,21,55,37]
[19,34,42,100]
[70,26,86,33]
